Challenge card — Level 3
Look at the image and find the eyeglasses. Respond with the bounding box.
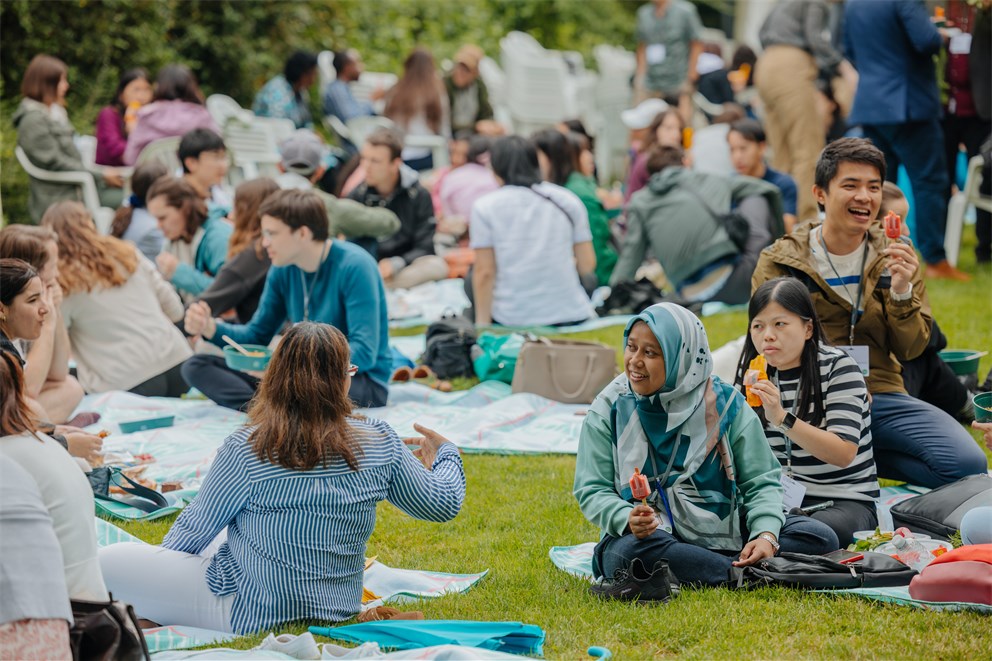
[347,364,358,377]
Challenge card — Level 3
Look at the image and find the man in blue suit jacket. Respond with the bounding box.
[844,0,970,281]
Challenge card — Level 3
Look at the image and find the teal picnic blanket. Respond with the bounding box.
[821,586,992,614]
[310,621,545,656]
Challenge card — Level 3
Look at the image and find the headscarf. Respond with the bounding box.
[611,303,744,548]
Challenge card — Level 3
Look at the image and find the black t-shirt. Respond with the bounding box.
[0,330,24,367]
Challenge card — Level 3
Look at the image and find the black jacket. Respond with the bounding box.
[348,166,436,266]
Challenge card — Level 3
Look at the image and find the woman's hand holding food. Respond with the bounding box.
[628,504,660,539]
[748,379,786,427]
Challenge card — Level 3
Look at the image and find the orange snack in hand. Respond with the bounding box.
[745,355,768,407]
[884,210,902,240]
[630,467,651,503]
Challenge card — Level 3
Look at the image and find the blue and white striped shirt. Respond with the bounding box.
[162,418,465,635]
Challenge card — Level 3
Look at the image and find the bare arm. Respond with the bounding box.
[573,241,596,278]
[687,41,703,84]
[472,248,496,326]
[635,43,647,82]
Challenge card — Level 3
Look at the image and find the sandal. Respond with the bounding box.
[391,366,414,382]
[412,365,435,379]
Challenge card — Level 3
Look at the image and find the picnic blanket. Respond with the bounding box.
[153,642,525,659]
[310,621,545,656]
[547,486,936,581]
[97,519,488,610]
[361,382,585,454]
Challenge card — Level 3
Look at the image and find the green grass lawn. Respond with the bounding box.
[114,236,991,658]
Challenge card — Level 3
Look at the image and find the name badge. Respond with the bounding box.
[646,43,667,65]
[837,345,870,377]
[781,474,807,511]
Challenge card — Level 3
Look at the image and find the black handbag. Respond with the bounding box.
[70,596,150,661]
[729,551,919,590]
[86,466,169,514]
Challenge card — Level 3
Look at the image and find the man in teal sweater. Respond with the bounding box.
[182,189,390,409]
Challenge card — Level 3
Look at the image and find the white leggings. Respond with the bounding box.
[98,533,235,633]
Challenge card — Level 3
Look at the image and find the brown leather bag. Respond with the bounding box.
[510,337,618,404]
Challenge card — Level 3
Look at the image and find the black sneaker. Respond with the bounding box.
[589,558,680,602]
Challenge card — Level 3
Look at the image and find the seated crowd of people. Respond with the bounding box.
[3,6,991,650]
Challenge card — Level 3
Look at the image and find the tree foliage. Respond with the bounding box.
[1,0,699,223]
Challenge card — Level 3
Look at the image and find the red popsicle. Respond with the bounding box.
[884,210,902,240]
[630,467,651,504]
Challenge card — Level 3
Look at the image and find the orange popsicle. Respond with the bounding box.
[630,467,651,504]
[884,210,902,240]
[745,355,768,407]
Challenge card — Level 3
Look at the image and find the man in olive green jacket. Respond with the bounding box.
[611,145,784,304]
[752,137,986,488]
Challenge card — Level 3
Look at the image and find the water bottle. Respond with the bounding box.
[890,530,932,572]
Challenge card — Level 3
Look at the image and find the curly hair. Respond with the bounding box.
[228,178,281,260]
[41,201,138,296]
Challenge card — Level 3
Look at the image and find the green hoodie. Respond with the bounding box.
[611,168,784,287]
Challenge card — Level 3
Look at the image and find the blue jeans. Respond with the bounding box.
[862,120,949,264]
[593,514,839,586]
[870,392,987,488]
[181,355,388,411]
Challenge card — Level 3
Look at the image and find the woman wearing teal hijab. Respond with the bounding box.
[574,303,837,597]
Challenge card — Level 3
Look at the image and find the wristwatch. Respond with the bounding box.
[773,411,797,434]
[758,532,780,554]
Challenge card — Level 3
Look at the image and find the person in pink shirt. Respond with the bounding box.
[123,65,219,165]
[94,69,152,166]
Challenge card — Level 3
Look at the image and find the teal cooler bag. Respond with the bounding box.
[473,333,527,384]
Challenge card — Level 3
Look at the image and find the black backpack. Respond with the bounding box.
[729,551,918,590]
[422,313,476,379]
[890,474,992,541]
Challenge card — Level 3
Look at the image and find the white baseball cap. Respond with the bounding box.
[620,98,670,130]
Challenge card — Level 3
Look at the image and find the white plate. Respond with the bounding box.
[853,530,931,541]
[874,539,953,555]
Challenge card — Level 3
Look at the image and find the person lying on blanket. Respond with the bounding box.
[99,322,465,635]
[573,303,838,601]
[733,277,881,547]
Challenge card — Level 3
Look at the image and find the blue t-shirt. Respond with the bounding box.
[211,240,391,388]
[763,167,797,216]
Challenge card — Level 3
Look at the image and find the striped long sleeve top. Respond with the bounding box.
[765,344,880,503]
[162,418,465,635]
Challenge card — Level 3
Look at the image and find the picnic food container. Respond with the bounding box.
[118,415,175,434]
[223,344,273,372]
[974,391,992,423]
[938,350,986,377]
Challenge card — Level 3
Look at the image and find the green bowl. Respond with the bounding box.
[974,392,992,424]
[938,350,987,377]
[223,344,273,372]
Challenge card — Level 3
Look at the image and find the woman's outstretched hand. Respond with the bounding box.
[404,423,452,470]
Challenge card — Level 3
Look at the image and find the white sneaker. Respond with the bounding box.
[257,632,322,660]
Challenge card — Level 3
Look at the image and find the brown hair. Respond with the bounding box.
[0,225,57,272]
[21,54,67,105]
[642,108,687,154]
[228,178,281,259]
[146,177,209,242]
[0,351,39,439]
[258,189,329,241]
[153,64,205,104]
[384,48,444,134]
[110,160,171,238]
[41,202,138,295]
[646,145,685,175]
[879,181,906,218]
[247,322,363,471]
[365,127,404,161]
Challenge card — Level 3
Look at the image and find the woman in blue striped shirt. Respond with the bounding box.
[735,277,879,547]
[99,322,465,634]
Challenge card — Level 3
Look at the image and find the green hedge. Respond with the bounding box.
[1,0,733,225]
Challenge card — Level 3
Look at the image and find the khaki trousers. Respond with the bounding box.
[755,45,822,224]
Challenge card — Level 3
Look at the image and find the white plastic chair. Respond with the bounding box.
[206,94,251,128]
[946,155,992,266]
[317,50,337,91]
[352,72,397,112]
[405,134,450,170]
[222,115,282,184]
[478,56,513,131]
[15,146,114,233]
[134,136,182,173]
[257,116,297,145]
[500,33,576,135]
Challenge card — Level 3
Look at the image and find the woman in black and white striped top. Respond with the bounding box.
[735,277,879,546]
